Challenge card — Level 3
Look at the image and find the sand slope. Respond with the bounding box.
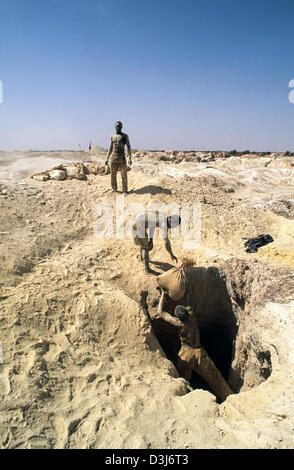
[1,151,294,448]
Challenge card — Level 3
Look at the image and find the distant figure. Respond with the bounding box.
[157,289,233,402]
[89,141,92,151]
[132,210,180,273]
[105,121,132,194]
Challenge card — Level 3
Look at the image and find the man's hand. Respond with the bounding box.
[171,254,178,263]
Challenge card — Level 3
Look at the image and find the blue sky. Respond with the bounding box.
[0,0,294,151]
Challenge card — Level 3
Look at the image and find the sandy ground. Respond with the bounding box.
[0,150,294,449]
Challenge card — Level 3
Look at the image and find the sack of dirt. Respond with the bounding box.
[157,258,194,301]
[49,169,67,180]
[31,173,50,181]
[65,162,86,180]
[84,162,109,175]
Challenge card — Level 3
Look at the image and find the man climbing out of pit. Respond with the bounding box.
[132,210,181,274]
[105,121,132,194]
[156,288,233,402]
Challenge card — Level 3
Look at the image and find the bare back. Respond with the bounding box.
[178,312,200,349]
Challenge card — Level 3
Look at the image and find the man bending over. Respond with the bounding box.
[132,210,180,273]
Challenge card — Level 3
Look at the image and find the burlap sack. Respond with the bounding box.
[65,162,86,180]
[49,169,67,180]
[83,162,109,175]
[157,264,187,301]
[31,173,50,181]
[157,258,194,301]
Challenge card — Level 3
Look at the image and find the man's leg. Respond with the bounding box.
[110,163,118,191]
[120,162,128,193]
[177,356,192,381]
[110,162,118,191]
[193,347,233,401]
[142,249,151,273]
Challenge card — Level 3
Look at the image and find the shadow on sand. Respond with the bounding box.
[131,185,172,195]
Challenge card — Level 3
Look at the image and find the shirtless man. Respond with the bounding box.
[132,210,180,273]
[157,289,233,402]
[105,121,132,194]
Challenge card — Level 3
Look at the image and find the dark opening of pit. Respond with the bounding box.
[193,324,235,392]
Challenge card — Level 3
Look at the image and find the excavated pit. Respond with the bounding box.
[148,264,273,401]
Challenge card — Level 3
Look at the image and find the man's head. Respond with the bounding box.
[115,121,123,133]
[175,305,193,321]
[167,214,181,229]
[175,305,189,321]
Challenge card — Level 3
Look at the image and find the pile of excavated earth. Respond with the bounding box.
[0,149,294,449]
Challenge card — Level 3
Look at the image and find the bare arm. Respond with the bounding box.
[164,236,178,263]
[126,135,132,163]
[105,139,113,164]
[145,213,156,248]
[157,291,183,328]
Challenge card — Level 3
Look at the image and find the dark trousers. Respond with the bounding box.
[177,346,233,401]
[110,160,128,192]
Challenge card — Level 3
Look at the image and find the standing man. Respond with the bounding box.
[105,121,132,194]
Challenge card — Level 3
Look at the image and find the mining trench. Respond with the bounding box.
[146,264,273,402]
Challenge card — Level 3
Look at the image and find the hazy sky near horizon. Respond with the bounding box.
[1,0,294,151]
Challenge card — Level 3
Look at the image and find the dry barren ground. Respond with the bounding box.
[0,151,294,449]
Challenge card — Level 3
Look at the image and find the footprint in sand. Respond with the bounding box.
[21,350,36,374]
[52,415,68,449]
[0,365,11,395]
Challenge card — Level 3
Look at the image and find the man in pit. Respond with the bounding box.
[105,121,132,194]
[132,210,180,274]
[156,288,233,402]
